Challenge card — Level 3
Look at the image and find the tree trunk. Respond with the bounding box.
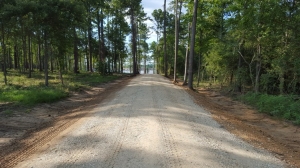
[137,23,140,73]
[28,32,32,78]
[144,54,146,74]
[254,44,261,93]
[100,9,105,62]
[1,24,7,85]
[121,57,123,73]
[57,57,64,85]
[8,47,12,69]
[188,0,199,90]
[163,0,168,77]
[79,51,82,71]
[14,45,18,69]
[183,23,191,85]
[22,34,27,72]
[88,6,93,72]
[85,30,89,71]
[131,7,137,75]
[100,9,105,74]
[50,46,53,73]
[73,27,79,73]
[38,37,43,72]
[197,53,202,87]
[97,8,101,69]
[173,0,178,82]
[156,32,160,74]
[113,33,117,72]
[44,31,49,86]
[279,71,284,95]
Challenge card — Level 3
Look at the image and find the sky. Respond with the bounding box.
[141,0,172,44]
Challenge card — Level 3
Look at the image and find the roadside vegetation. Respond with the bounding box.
[167,1,300,126]
[0,71,120,106]
[239,93,300,125]
[1,0,300,124]
[186,77,300,125]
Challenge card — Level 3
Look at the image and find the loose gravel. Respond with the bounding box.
[15,75,286,168]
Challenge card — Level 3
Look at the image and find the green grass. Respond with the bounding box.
[0,71,122,106]
[239,93,300,125]
[0,86,68,106]
[3,109,13,116]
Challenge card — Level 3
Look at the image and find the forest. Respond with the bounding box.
[1,0,300,123]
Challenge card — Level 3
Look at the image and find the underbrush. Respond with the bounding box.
[0,71,121,106]
[0,86,68,106]
[239,93,300,125]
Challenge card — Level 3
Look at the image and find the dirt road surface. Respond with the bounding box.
[10,75,287,168]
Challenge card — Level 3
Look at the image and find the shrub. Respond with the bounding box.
[240,93,300,125]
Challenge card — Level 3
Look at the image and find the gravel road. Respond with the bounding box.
[15,75,286,168]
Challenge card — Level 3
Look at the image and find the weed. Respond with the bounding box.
[0,71,122,106]
[240,93,300,125]
[3,110,13,116]
[25,109,31,113]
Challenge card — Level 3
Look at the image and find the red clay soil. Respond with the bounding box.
[0,77,133,168]
[179,84,300,168]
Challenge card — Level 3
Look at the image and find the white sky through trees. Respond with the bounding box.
[142,0,172,44]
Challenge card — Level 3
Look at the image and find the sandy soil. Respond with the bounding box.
[0,74,298,167]
[184,87,300,168]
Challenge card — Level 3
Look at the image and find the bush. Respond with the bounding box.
[240,93,300,125]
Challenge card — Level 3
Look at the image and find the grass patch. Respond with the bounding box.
[0,86,68,106]
[3,109,13,116]
[239,93,300,125]
[0,71,122,106]
[65,73,120,91]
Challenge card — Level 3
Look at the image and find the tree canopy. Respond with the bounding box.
[1,0,300,95]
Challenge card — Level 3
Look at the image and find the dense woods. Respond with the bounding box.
[0,0,148,86]
[149,0,300,123]
[151,0,300,95]
[1,0,300,122]
[2,0,300,92]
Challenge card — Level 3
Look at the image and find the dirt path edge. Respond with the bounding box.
[180,85,300,168]
[0,76,133,168]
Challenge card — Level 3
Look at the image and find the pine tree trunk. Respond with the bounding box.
[183,23,191,85]
[85,30,89,71]
[88,5,93,72]
[73,27,79,73]
[44,31,49,87]
[254,44,261,93]
[1,24,7,85]
[28,32,32,78]
[163,0,167,77]
[144,54,146,74]
[97,9,101,69]
[131,8,137,75]
[14,45,18,69]
[188,0,199,90]
[173,0,178,82]
[38,37,43,72]
[22,34,27,72]
[100,9,105,74]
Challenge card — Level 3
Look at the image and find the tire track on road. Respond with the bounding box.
[59,103,117,168]
[103,82,138,168]
[151,82,182,168]
[163,83,231,167]
[1,111,85,168]
[1,78,131,168]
